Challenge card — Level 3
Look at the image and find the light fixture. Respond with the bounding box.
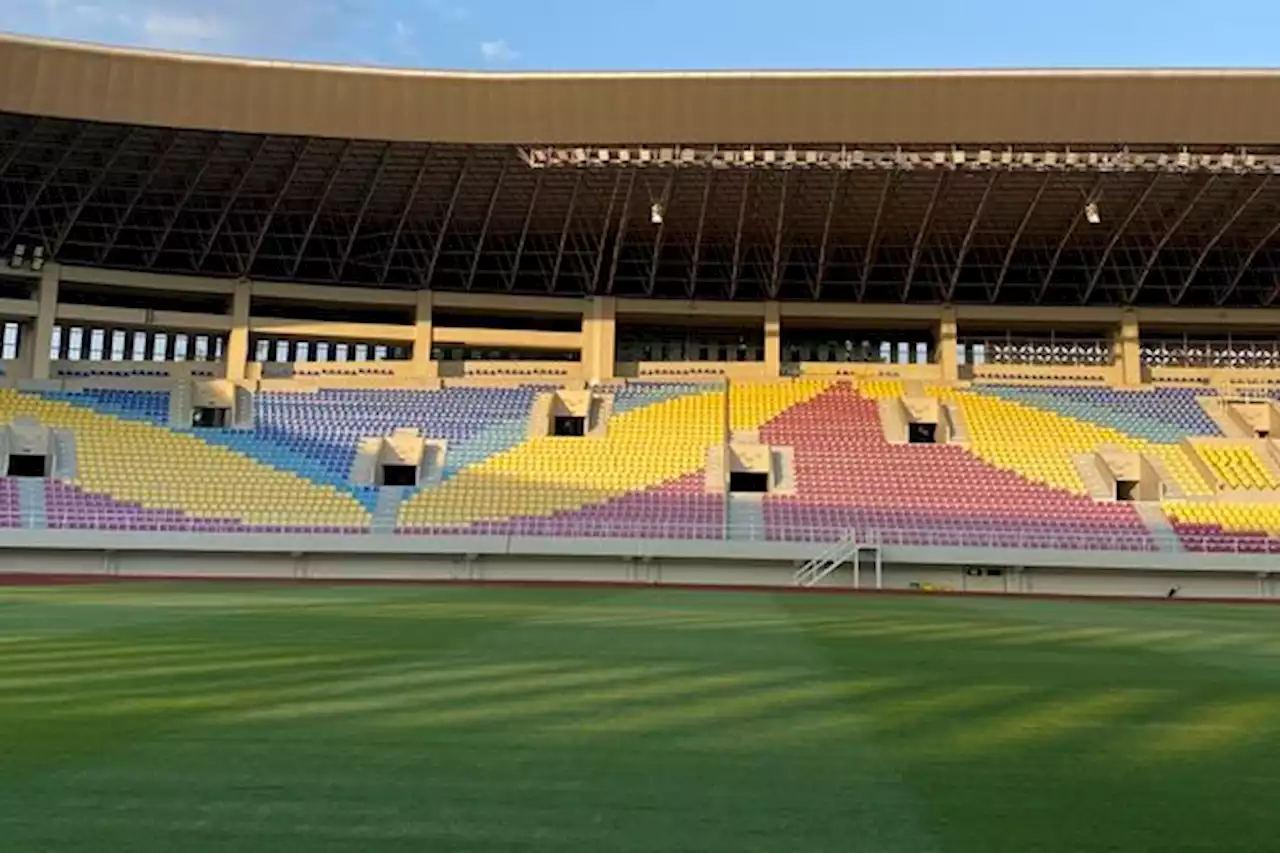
[9,244,25,268]
[31,246,45,272]
[1085,201,1101,225]
[650,203,664,225]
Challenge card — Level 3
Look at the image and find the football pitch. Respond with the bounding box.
[1,581,1279,852]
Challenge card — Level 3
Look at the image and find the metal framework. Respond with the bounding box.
[5,112,1280,306]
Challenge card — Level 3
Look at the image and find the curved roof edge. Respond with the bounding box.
[4,33,1280,145]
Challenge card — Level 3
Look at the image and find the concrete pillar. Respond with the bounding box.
[764,302,781,378]
[1116,308,1142,387]
[583,296,616,383]
[30,262,60,381]
[224,279,251,382]
[412,290,436,379]
[937,306,958,383]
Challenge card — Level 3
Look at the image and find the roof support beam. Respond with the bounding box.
[729,172,752,300]
[378,146,432,287]
[811,171,843,299]
[1079,173,1160,304]
[1036,174,1105,304]
[549,173,583,294]
[1175,175,1270,305]
[646,171,677,297]
[858,171,894,301]
[288,141,352,279]
[4,124,87,253]
[243,138,313,277]
[687,171,714,298]
[507,170,544,292]
[98,131,181,265]
[335,143,392,283]
[945,171,998,302]
[901,171,947,302]
[51,128,137,257]
[1228,219,1280,306]
[603,171,635,295]
[465,160,509,291]
[0,120,39,182]
[1125,176,1215,304]
[419,151,470,289]
[588,171,625,295]
[990,172,1051,303]
[768,170,790,299]
[148,138,221,268]
[197,136,269,269]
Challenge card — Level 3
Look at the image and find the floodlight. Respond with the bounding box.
[9,244,25,268]
[31,246,44,272]
[1085,202,1101,225]
[651,203,664,225]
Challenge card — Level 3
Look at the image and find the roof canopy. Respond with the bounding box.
[3,34,1280,145]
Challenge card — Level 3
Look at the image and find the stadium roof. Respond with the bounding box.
[5,34,1280,145]
[4,34,1280,308]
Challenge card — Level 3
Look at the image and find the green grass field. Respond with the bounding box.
[2,581,1280,851]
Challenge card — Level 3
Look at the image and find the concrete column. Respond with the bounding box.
[224,279,251,382]
[1116,308,1142,387]
[583,296,616,383]
[30,262,60,381]
[412,290,436,379]
[763,302,781,378]
[938,306,958,383]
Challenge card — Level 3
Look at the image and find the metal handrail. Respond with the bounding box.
[12,512,1280,555]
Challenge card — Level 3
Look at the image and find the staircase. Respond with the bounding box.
[372,486,407,534]
[1133,503,1184,553]
[795,533,859,587]
[1073,452,1115,501]
[51,430,77,480]
[234,385,256,429]
[726,493,766,540]
[16,478,46,530]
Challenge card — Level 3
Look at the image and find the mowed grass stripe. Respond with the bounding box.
[378,667,805,730]
[571,676,909,736]
[731,683,1037,749]
[222,662,689,723]
[0,651,358,691]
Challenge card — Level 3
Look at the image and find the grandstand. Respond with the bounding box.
[6,35,1280,595]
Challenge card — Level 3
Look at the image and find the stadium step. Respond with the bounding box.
[372,486,408,534]
[1133,504,1185,553]
[16,478,46,530]
[726,493,765,540]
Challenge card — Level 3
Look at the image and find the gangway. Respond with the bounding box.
[794,533,883,589]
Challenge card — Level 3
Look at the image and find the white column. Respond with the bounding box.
[30,261,60,381]
[224,280,251,381]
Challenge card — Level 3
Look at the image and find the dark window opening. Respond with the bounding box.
[729,471,769,493]
[553,416,586,437]
[192,407,229,429]
[1116,480,1139,502]
[908,422,937,444]
[1258,429,1270,439]
[7,454,46,478]
[381,464,417,487]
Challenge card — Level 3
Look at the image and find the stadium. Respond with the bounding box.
[7,32,1280,853]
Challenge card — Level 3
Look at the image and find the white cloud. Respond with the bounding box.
[6,0,475,66]
[141,11,227,45]
[479,38,517,63]
[423,0,468,21]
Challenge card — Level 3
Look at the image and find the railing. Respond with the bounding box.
[12,513,1280,556]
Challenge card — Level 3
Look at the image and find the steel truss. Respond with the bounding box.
[3,112,1280,306]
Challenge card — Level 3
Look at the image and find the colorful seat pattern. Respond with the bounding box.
[2,381,1279,553]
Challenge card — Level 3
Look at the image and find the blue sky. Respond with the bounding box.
[4,0,1274,71]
